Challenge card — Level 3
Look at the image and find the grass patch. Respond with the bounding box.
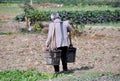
[0,32,12,35]
[0,69,65,81]
[0,3,20,7]
[0,7,23,15]
[86,22,120,27]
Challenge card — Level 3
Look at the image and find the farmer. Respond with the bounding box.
[45,13,72,73]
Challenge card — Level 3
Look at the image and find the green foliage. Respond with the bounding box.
[16,10,120,24]
[15,9,120,35]
[15,6,120,34]
[0,32,12,35]
[63,10,119,25]
[15,3,34,22]
[14,13,25,22]
[21,3,34,16]
[0,69,65,81]
[34,22,43,31]
[18,3,48,23]
[27,10,48,22]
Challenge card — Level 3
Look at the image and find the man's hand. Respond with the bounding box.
[42,46,49,52]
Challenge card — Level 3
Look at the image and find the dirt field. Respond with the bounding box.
[0,7,120,79]
[0,21,120,75]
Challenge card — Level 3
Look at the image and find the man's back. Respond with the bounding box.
[46,19,72,48]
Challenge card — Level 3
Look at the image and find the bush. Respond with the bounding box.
[59,10,120,24]
[34,21,43,31]
[14,13,25,22]
[15,10,120,25]
[27,10,48,23]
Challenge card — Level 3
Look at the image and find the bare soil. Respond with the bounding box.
[0,21,120,75]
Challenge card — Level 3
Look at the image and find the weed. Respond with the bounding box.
[0,69,65,81]
[0,32,12,35]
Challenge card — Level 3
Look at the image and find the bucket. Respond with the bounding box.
[45,49,61,65]
[67,47,76,63]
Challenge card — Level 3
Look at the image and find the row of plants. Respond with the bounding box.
[84,1,120,7]
[15,9,120,25]
[15,4,119,34]
[0,0,120,7]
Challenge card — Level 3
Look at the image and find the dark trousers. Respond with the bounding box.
[54,46,68,72]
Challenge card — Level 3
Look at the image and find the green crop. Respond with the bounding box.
[0,69,65,81]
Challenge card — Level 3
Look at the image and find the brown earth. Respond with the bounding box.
[0,21,120,75]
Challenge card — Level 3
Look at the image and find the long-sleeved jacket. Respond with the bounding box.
[46,19,72,48]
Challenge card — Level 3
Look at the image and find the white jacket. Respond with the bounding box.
[46,19,72,48]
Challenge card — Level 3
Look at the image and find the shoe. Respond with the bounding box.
[54,71,60,74]
[63,70,72,74]
[62,69,67,72]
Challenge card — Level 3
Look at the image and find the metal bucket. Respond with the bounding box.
[67,47,76,63]
[45,49,61,65]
